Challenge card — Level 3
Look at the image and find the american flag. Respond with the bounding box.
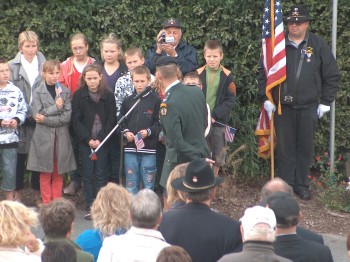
[55,82,62,98]
[262,0,286,104]
[225,126,236,143]
[135,132,145,150]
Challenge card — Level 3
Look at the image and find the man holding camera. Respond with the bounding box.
[145,18,198,76]
[257,5,339,200]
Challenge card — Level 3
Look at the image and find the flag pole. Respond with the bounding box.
[269,0,275,180]
[270,113,275,179]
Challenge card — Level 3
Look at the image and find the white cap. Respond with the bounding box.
[240,206,276,231]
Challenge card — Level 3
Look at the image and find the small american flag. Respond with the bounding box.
[55,82,62,98]
[225,126,236,143]
[135,132,145,150]
[262,0,286,104]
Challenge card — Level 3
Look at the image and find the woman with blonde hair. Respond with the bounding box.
[0,201,44,261]
[9,30,46,204]
[76,182,131,261]
[165,163,188,211]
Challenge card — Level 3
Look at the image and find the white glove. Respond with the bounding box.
[264,100,276,120]
[317,104,330,119]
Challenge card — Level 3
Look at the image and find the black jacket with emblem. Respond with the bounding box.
[258,31,339,108]
[120,90,161,153]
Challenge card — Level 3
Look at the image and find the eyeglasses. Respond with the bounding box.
[287,21,306,26]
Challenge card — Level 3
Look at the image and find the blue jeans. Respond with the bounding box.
[124,152,156,195]
[0,148,17,191]
[80,144,108,207]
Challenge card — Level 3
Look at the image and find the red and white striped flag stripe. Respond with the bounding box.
[135,132,145,151]
[262,0,286,103]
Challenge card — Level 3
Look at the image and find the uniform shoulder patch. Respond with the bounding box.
[160,103,167,116]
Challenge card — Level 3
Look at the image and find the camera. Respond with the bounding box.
[160,32,175,44]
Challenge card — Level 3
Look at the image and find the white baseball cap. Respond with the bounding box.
[240,206,276,231]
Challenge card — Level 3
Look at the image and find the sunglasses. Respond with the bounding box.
[287,21,306,26]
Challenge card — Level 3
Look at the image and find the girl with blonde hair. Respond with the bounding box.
[26,60,76,204]
[99,33,128,184]
[165,163,188,210]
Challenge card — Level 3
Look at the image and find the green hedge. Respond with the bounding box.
[0,0,349,178]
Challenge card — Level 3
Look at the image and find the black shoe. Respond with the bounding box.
[294,189,311,200]
[63,181,81,196]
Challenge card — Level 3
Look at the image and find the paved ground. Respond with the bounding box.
[32,209,348,262]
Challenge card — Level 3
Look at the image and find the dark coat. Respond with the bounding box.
[145,40,198,75]
[27,82,76,174]
[297,226,324,244]
[197,65,236,126]
[44,236,93,262]
[159,82,210,188]
[218,241,292,262]
[257,31,339,108]
[159,203,243,262]
[72,87,117,146]
[120,90,161,152]
[274,234,333,262]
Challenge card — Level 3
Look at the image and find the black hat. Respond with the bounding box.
[172,159,223,193]
[285,5,313,22]
[162,18,182,29]
[266,192,300,228]
[155,56,177,67]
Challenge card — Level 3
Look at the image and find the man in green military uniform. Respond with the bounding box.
[155,56,210,191]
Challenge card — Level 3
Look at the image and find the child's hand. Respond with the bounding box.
[56,97,63,110]
[139,129,148,139]
[25,232,40,253]
[89,139,100,149]
[35,114,45,123]
[1,119,10,128]
[9,119,18,129]
[125,131,135,142]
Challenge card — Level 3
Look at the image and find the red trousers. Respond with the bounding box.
[40,142,63,204]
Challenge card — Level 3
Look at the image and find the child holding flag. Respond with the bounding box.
[197,40,237,176]
[120,65,161,195]
[27,60,76,204]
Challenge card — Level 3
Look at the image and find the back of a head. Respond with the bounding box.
[0,201,38,247]
[166,163,188,206]
[91,182,132,238]
[240,206,276,242]
[131,189,161,229]
[266,192,299,228]
[261,178,293,204]
[155,56,178,80]
[41,241,77,262]
[156,246,192,262]
[39,198,76,237]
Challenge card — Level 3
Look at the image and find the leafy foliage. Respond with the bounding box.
[0,0,348,178]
